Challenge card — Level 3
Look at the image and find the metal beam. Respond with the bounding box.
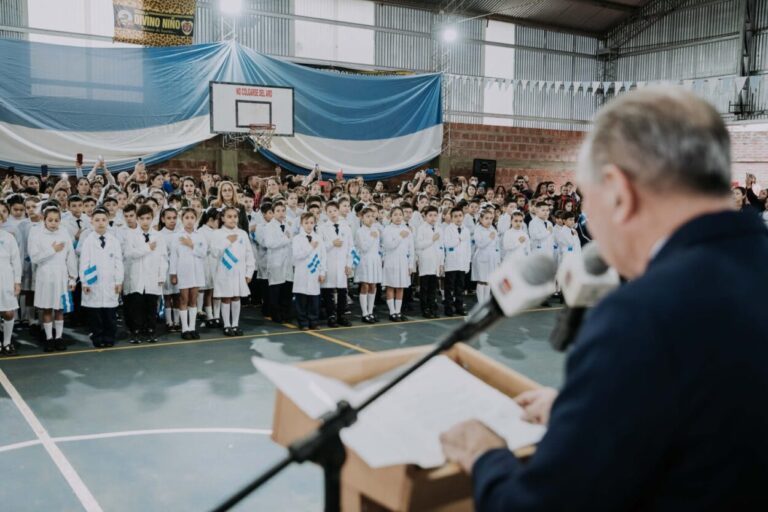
[567,0,637,13]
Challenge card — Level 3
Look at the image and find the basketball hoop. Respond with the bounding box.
[248,123,276,150]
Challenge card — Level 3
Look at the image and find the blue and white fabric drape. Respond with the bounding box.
[0,39,442,178]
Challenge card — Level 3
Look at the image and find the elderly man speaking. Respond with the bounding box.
[440,88,768,511]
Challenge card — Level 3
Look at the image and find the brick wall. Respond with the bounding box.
[148,122,768,191]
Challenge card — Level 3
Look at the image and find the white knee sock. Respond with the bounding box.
[43,322,53,340]
[3,319,13,347]
[394,299,401,314]
[180,309,189,332]
[188,308,197,330]
[213,298,221,319]
[359,294,368,316]
[386,299,395,315]
[231,301,241,327]
[54,319,64,338]
[196,293,204,311]
[165,308,173,326]
[221,303,231,328]
[367,294,376,316]
[205,305,213,319]
[171,308,179,325]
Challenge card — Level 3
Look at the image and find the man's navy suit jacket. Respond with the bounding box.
[473,211,768,511]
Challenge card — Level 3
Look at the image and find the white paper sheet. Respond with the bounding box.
[253,355,546,468]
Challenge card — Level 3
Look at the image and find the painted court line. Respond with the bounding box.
[0,428,274,456]
[0,307,563,362]
[303,330,373,354]
[0,369,103,512]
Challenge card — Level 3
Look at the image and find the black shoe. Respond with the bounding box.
[54,338,66,351]
[146,332,158,343]
[192,331,201,340]
[361,315,374,324]
[105,341,115,348]
[43,339,55,353]
[337,317,352,327]
[181,332,193,340]
[327,317,338,328]
[232,327,244,336]
[309,325,319,330]
[129,332,141,344]
[389,314,399,322]
[2,344,17,356]
[456,309,467,316]
[223,327,235,337]
[444,310,455,317]
[299,326,309,331]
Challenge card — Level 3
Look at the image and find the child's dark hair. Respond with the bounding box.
[42,206,61,220]
[198,207,220,228]
[562,211,576,221]
[123,203,137,215]
[136,204,154,218]
[325,201,339,211]
[6,194,24,207]
[158,207,177,230]
[450,206,464,216]
[68,194,83,204]
[220,205,239,219]
[512,210,525,219]
[423,205,438,215]
[179,207,197,220]
[91,207,108,218]
[260,202,273,215]
[83,196,97,205]
[300,212,315,224]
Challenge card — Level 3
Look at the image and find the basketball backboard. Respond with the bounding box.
[210,81,294,136]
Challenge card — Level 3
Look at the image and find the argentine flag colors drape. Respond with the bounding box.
[0,39,442,177]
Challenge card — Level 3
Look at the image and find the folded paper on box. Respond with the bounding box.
[254,354,546,469]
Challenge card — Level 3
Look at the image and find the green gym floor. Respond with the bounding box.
[0,301,565,512]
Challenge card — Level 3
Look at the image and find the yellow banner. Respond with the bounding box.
[113,0,196,46]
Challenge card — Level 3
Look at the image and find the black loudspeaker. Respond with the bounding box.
[472,158,496,188]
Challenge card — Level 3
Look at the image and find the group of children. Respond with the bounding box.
[0,164,584,356]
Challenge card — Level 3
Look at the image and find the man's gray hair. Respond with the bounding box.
[578,87,731,196]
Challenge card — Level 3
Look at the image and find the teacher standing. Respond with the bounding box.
[440,88,768,511]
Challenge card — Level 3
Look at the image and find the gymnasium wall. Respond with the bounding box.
[156,123,768,190]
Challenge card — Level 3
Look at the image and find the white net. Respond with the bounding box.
[248,124,276,150]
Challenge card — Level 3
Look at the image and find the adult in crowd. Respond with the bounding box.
[440,87,768,511]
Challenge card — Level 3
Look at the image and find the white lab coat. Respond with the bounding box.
[197,225,218,290]
[79,231,124,308]
[159,227,180,295]
[28,227,78,309]
[292,232,326,295]
[442,224,471,273]
[415,223,444,277]
[529,217,555,257]
[16,219,40,290]
[555,225,582,262]
[263,219,294,285]
[0,230,21,311]
[123,228,168,296]
[318,220,353,289]
[210,227,256,298]
[62,213,91,248]
[353,224,382,284]
[471,224,500,282]
[502,228,531,259]
[169,229,208,290]
[381,223,413,288]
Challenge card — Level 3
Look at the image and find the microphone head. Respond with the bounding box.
[582,243,610,276]
[521,254,558,286]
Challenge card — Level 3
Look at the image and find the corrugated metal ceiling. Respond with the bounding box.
[377,0,652,36]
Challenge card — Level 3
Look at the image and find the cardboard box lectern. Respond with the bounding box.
[271,343,541,512]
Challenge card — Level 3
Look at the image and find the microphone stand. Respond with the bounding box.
[211,299,501,512]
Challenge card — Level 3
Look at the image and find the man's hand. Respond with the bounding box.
[515,387,559,425]
[440,420,507,473]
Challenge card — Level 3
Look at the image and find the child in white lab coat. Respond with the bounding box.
[79,208,123,348]
[28,207,78,352]
[159,208,181,332]
[354,207,382,323]
[415,206,443,318]
[318,201,353,327]
[263,203,294,324]
[123,204,168,344]
[197,208,221,327]
[292,213,327,330]
[502,211,531,259]
[382,207,414,321]
[170,208,208,340]
[211,206,255,337]
[442,207,472,316]
[471,209,500,304]
[0,205,22,356]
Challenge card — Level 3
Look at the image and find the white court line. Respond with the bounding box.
[0,427,273,455]
[0,369,103,512]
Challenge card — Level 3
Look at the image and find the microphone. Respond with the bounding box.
[443,254,557,350]
[549,243,620,352]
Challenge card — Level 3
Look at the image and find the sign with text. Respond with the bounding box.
[113,0,196,46]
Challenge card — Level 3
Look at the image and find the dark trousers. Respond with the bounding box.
[71,282,86,326]
[420,274,439,314]
[126,293,158,334]
[268,282,293,322]
[255,278,269,315]
[443,271,466,314]
[321,288,348,320]
[87,307,117,344]
[294,293,320,328]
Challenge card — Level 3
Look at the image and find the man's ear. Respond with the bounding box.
[601,164,637,224]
